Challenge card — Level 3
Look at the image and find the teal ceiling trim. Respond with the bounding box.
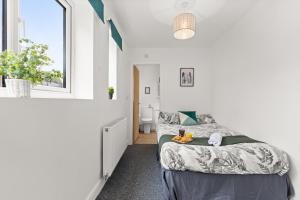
[108,19,123,51]
[88,0,104,23]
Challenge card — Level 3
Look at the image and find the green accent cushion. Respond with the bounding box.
[178,111,198,126]
[179,111,197,121]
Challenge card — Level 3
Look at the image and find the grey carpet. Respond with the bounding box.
[96,145,164,200]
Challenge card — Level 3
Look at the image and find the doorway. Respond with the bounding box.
[133,64,160,144]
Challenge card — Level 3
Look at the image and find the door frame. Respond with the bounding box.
[131,64,161,144]
[132,65,140,144]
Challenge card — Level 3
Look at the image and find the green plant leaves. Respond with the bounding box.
[108,86,114,94]
[42,70,63,84]
[0,39,63,85]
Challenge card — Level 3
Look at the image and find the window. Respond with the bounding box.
[18,0,71,92]
[109,27,117,100]
[0,0,7,51]
[0,0,7,87]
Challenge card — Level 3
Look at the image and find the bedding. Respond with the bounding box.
[162,168,294,200]
[158,123,290,176]
[158,134,263,155]
[157,123,239,140]
[197,114,216,124]
[159,111,180,125]
[158,112,217,126]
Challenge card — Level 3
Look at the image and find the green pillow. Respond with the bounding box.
[178,111,198,126]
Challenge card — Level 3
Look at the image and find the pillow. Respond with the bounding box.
[197,114,216,124]
[158,111,180,124]
[178,111,198,126]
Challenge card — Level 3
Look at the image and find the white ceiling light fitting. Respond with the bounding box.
[175,0,196,10]
[149,0,228,25]
[173,13,196,40]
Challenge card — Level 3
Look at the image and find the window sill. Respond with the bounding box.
[31,90,74,99]
[0,87,75,99]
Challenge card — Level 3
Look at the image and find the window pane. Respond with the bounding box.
[0,0,3,51]
[19,0,66,88]
[109,29,117,100]
[0,0,1,87]
[0,0,5,87]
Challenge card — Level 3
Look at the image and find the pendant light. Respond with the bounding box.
[173,13,196,40]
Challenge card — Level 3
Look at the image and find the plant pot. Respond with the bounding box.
[5,79,31,98]
[109,93,114,100]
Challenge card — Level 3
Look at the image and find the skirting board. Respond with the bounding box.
[85,179,106,200]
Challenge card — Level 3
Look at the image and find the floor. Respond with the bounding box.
[96,145,164,200]
[135,132,157,144]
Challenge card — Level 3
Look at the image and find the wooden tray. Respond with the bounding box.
[172,136,193,144]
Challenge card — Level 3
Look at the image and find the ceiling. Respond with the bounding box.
[107,0,259,48]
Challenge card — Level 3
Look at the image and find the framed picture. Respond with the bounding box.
[145,87,150,94]
[180,68,194,87]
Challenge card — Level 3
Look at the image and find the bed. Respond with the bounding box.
[157,115,294,200]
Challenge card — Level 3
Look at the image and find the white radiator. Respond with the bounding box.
[103,118,128,180]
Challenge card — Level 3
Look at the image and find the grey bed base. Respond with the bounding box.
[161,168,294,200]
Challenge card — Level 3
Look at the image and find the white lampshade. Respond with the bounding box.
[173,13,196,40]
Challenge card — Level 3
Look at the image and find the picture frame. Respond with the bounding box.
[180,68,194,87]
[145,87,150,94]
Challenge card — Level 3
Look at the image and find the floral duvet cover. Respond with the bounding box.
[158,123,289,175]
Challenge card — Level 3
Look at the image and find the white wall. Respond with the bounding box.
[0,1,130,200]
[130,48,212,113]
[211,0,300,197]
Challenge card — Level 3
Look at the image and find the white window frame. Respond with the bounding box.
[108,26,118,100]
[5,0,73,94]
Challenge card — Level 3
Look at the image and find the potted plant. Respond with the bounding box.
[0,39,53,97]
[108,86,114,100]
